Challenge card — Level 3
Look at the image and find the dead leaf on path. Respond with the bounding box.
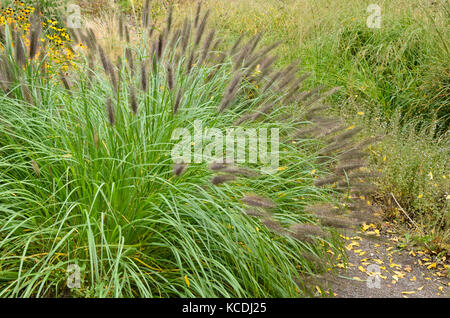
[401,291,415,295]
[427,262,437,269]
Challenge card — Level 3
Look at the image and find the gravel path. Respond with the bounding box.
[327,225,450,298]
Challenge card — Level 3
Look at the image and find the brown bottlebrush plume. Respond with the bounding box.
[60,72,72,96]
[345,199,374,211]
[167,64,174,90]
[173,163,187,176]
[314,174,342,187]
[119,14,124,40]
[194,10,210,46]
[334,160,367,175]
[109,66,118,92]
[282,82,302,103]
[78,30,93,51]
[304,104,329,120]
[337,149,366,161]
[142,0,151,29]
[233,38,253,70]
[241,194,276,209]
[116,55,123,71]
[347,171,381,180]
[211,174,236,185]
[200,29,215,65]
[194,1,202,28]
[350,209,379,223]
[156,32,165,61]
[255,55,277,80]
[208,38,221,60]
[205,53,226,81]
[129,84,138,114]
[230,34,244,56]
[319,139,354,156]
[125,25,130,43]
[148,23,155,39]
[141,62,148,91]
[209,162,228,171]
[276,60,300,90]
[249,41,281,67]
[298,85,324,102]
[31,160,40,178]
[251,101,276,121]
[222,166,259,177]
[235,34,263,71]
[314,123,347,139]
[218,72,242,112]
[106,98,115,126]
[125,48,135,75]
[22,83,33,105]
[308,115,337,125]
[29,11,42,60]
[337,183,377,194]
[246,33,263,61]
[15,33,26,67]
[326,127,363,143]
[288,223,327,242]
[173,89,183,114]
[0,72,8,93]
[353,136,384,150]
[98,45,118,91]
[181,18,191,54]
[186,49,195,73]
[234,113,253,126]
[166,6,173,34]
[168,28,182,52]
[305,203,343,216]
[262,217,285,234]
[98,45,110,74]
[291,126,323,140]
[262,70,283,93]
[243,208,266,218]
[304,86,341,107]
[317,215,359,229]
[68,27,80,44]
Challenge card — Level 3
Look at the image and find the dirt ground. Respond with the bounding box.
[327,226,450,298]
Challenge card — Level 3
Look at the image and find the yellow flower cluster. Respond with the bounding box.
[0,1,79,73]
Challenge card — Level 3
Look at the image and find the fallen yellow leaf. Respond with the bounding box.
[427,263,437,269]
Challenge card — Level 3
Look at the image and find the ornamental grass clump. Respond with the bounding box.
[0,2,383,298]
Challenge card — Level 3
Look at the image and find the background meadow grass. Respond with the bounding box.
[160,0,449,251]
